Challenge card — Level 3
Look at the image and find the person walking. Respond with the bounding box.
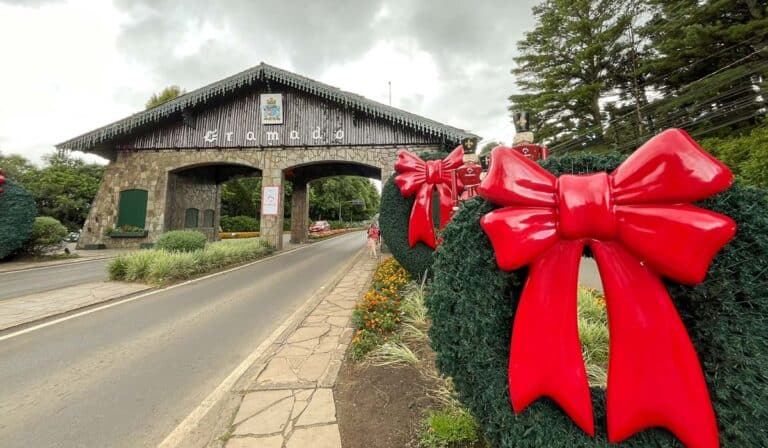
[367,223,381,259]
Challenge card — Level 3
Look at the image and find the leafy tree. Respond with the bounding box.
[0,152,36,185]
[509,0,633,148]
[308,176,380,221]
[146,85,185,109]
[24,152,104,231]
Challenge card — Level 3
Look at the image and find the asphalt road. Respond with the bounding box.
[0,231,366,448]
[0,235,293,301]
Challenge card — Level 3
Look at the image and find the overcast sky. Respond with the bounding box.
[0,0,538,165]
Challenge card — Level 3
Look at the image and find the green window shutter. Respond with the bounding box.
[117,189,148,228]
[203,209,215,227]
[184,208,199,228]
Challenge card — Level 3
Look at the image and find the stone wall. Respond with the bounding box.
[166,167,221,240]
[78,145,436,250]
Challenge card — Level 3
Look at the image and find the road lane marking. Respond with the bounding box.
[0,257,111,275]
[0,233,362,343]
[156,246,365,448]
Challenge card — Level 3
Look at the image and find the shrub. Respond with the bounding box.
[21,216,68,255]
[379,151,450,278]
[155,230,207,252]
[428,151,768,447]
[220,215,259,232]
[0,179,36,259]
[700,124,768,188]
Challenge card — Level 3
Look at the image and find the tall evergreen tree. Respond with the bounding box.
[637,0,768,142]
[509,0,632,148]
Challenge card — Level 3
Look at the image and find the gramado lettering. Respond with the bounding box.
[202,127,346,144]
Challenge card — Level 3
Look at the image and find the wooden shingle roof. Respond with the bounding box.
[57,63,479,153]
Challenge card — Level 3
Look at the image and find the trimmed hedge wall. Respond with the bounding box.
[379,151,449,279]
[428,152,768,447]
[155,230,207,252]
[0,179,36,259]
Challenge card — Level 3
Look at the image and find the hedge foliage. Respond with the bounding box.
[220,215,260,232]
[428,152,768,447]
[700,124,768,188]
[379,151,448,279]
[0,179,36,259]
[155,230,207,252]
[22,216,68,255]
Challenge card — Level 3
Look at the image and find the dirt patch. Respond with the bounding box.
[334,338,442,448]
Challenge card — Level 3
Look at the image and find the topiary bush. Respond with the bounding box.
[220,215,260,232]
[379,151,449,279]
[155,230,207,252]
[428,152,768,447]
[21,216,68,255]
[0,179,36,259]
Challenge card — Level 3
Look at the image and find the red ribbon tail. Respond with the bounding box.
[510,240,594,436]
[408,183,437,249]
[592,241,719,448]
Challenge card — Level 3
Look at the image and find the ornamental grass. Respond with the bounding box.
[108,238,273,286]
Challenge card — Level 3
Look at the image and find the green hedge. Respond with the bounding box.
[379,151,449,279]
[22,216,68,255]
[428,152,768,447]
[155,230,207,252]
[220,215,260,232]
[0,179,36,259]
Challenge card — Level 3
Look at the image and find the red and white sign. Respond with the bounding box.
[261,186,281,216]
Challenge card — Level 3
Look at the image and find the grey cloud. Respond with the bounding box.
[0,0,63,6]
[110,0,540,138]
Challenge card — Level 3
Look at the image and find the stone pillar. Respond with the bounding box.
[290,181,309,244]
[259,164,285,251]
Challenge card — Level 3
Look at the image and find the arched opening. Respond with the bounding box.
[283,161,382,243]
[165,163,261,240]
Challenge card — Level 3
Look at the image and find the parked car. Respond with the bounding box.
[63,231,81,242]
[309,220,331,232]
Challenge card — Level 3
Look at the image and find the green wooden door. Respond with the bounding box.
[117,189,148,228]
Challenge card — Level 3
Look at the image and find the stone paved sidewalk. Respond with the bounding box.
[0,281,150,332]
[223,254,378,448]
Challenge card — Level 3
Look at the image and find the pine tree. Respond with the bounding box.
[638,0,768,142]
[509,0,633,148]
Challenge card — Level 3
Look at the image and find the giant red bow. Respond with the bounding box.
[395,146,464,249]
[478,129,736,448]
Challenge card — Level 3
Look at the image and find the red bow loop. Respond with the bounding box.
[394,146,465,249]
[611,129,734,205]
[477,129,736,448]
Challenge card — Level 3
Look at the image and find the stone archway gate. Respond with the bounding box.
[57,63,479,250]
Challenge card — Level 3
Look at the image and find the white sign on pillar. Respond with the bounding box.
[261,186,281,216]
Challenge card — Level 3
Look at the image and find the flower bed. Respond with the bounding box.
[108,237,273,286]
[307,227,363,239]
[218,231,260,239]
[350,257,411,359]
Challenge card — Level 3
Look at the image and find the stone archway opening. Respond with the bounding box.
[284,161,381,244]
[166,163,261,240]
